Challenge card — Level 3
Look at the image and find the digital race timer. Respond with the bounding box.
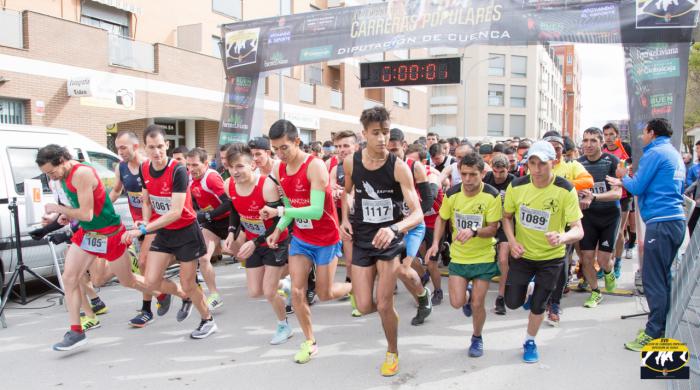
[360,57,461,88]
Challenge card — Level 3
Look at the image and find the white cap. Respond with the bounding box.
[526,141,556,162]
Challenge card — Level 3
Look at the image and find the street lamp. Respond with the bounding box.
[463,55,500,139]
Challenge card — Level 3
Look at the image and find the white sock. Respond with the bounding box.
[525,333,536,342]
[278,318,287,326]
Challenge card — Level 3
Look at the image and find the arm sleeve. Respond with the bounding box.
[281,189,326,220]
[417,181,434,213]
[228,202,241,239]
[571,161,594,191]
[207,193,232,219]
[172,165,189,193]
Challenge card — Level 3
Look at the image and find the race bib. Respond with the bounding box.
[519,205,550,232]
[150,195,172,215]
[361,198,393,224]
[80,232,107,254]
[127,191,142,209]
[454,212,483,231]
[241,217,266,236]
[295,218,313,229]
[592,181,607,195]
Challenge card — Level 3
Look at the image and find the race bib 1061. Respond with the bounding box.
[361,198,393,224]
[519,205,550,232]
[149,195,172,215]
[454,212,483,231]
[80,233,107,254]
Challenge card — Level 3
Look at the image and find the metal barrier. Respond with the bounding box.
[667,206,700,389]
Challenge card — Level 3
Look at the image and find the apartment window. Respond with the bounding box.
[0,98,25,124]
[487,114,504,137]
[511,55,527,78]
[510,115,526,137]
[80,1,130,37]
[567,54,573,65]
[488,54,505,76]
[280,0,292,15]
[211,36,222,58]
[432,114,448,126]
[304,64,323,85]
[299,129,314,144]
[213,0,242,19]
[566,73,572,85]
[488,84,504,106]
[393,88,409,108]
[510,85,526,108]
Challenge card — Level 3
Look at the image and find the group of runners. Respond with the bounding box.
[34,106,646,376]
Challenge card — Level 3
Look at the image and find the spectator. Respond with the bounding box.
[685,140,700,188]
[607,118,686,352]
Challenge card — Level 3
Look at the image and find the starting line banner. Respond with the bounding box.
[219,0,699,145]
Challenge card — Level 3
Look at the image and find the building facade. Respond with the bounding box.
[428,44,564,141]
[0,0,429,157]
[553,45,582,140]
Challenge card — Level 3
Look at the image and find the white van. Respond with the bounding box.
[0,124,132,291]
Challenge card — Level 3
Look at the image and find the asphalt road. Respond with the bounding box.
[0,258,664,390]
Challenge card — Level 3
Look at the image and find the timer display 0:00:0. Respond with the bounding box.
[381,63,449,83]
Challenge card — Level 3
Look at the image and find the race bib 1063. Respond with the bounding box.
[519,205,550,232]
[241,217,266,236]
[127,191,142,209]
[80,233,107,254]
[295,218,313,229]
[454,212,483,231]
[149,195,172,215]
[362,198,394,224]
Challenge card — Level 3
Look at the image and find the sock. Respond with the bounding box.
[418,288,427,298]
[142,300,152,313]
[90,297,102,305]
[71,324,83,333]
[629,232,637,245]
[473,334,482,339]
[278,318,288,326]
[525,334,535,342]
[345,276,351,283]
[615,257,622,263]
[157,293,167,301]
[593,288,601,293]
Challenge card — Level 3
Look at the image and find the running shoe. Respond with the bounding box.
[583,290,603,308]
[547,303,560,327]
[624,248,633,259]
[53,330,87,351]
[306,289,316,306]
[207,293,224,311]
[190,317,218,339]
[431,289,443,306]
[80,316,101,331]
[294,340,318,364]
[624,331,653,352]
[420,271,430,287]
[286,305,294,315]
[129,310,155,328]
[576,280,589,292]
[177,299,193,322]
[494,296,506,315]
[468,336,483,358]
[522,340,539,363]
[614,258,623,279]
[462,286,473,317]
[349,292,362,317]
[596,269,604,279]
[380,352,399,377]
[270,322,293,345]
[130,255,140,275]
[90,299,108,315]
[411,287,432,326]
[604,271,617,292]
[156,294,172,316]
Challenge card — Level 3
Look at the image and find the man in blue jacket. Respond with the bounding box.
[607,118,686,352]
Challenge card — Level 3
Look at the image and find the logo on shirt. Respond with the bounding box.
[161,182,170,194]
[542,198,560,214]
[191,187,201,198]
[471,203,486,215]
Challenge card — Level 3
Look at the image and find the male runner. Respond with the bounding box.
[172,145,188,166]
[426,152,502,358]
[122,125,217,339]
[225,144,292,345]
[36,145,153,351]
[186,147,231,310]
[387,128,434,326]
[261,119,353,364]
[341,107,423,376]
[483,154,515,315]
[248,137,275,176]
[577,127,621,311]
[502,141,583,363]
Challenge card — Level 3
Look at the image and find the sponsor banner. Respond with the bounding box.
[219,74,259,145]
[640,338,690,379]
[636,0,700,29]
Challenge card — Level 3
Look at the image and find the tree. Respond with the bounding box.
[683,42,700,151]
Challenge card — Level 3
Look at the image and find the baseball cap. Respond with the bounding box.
[526,141,556,162]
[248,137,270,150]
[542,130,564,146]
[479,143,493,155]
[390,128,405,142]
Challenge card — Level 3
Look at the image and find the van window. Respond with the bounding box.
[7,147,50,195]
[87,151,120,192]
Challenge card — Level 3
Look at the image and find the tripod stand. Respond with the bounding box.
[0,198,64,322]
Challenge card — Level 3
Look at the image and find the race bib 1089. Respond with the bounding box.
[519,205,550,232]
[361,198,393,224]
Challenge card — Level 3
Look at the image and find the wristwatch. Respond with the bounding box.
[592,195,597,202]
[470,226,478,236]
[389,224,400,236]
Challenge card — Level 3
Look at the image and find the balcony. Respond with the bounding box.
[108,34,155,73]
[364,98,383,109]
[299,82,315,103]
[330,89,343,109]
[430,106,458,115]
[0,9,23,49]
[430,96,458,105]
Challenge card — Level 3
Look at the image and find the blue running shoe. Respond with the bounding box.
[468,336,483,357]
[613,258,622,279]
[462,285,472,317]
[523,340,539,363]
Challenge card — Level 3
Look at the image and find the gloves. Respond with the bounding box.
[48,230,73,245]
[29,218,64,240]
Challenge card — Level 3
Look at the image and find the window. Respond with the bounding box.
[0,98,25,124]
[511,55,527,78]
[87,151,120,193]
[211,36,222,58]
[487,114,504,137]
[212,0,242,18]
[392,88,409,108]
[510,85,526,108]
[510,115,526,137]
[433,86,447,97]
[299,129,314,144]
[7,148,50,195]
[567,54,573,65]
[488,84,504,106]
[80,1,130,37]
[304,64,323,85]
[488,54,505,76]
[280,0,292,15]
[566,73,572,85]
